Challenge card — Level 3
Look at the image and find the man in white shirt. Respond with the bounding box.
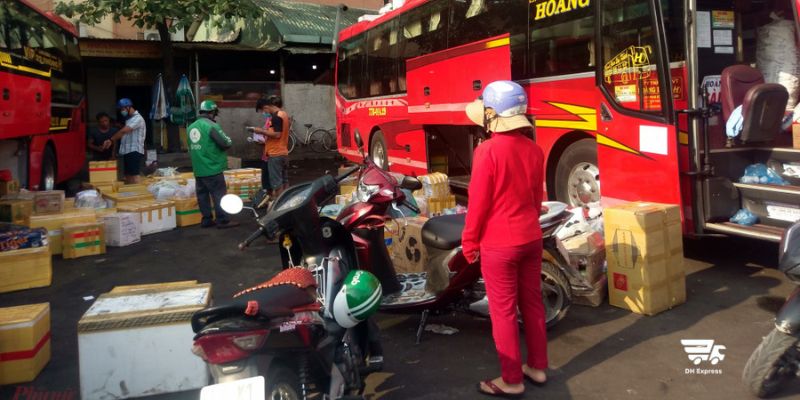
[104,98,146,183]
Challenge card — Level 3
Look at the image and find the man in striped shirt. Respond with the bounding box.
[104,98,146,183]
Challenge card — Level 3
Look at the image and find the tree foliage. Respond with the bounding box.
[55,0,262,32]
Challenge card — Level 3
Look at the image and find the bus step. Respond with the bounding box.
[732,182,800,229]
[704,222,784,242]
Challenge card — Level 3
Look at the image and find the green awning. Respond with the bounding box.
[187,0,371,52]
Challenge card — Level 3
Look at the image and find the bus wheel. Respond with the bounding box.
[555,138,599,207]
[40,146,57,191]
[370,131,389,170]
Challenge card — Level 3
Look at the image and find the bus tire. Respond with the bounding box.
[370,131,389,170]
[554,138,599,207]
[40,146,57,191]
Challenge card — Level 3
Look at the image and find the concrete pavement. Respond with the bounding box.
[1,159,797,400]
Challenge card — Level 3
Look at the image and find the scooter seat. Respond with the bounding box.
[421,213,465,250]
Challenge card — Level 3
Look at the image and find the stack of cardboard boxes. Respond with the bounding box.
[224,168,261,202]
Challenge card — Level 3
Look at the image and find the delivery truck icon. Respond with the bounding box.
[681,339,726,365]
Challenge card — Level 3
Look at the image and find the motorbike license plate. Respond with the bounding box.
[200,376,265,400]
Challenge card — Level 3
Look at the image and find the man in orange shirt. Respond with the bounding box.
[250,96,290,198]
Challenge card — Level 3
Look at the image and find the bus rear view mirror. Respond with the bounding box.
[354,130,364,149]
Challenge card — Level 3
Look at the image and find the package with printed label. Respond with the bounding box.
[62,222,106,259]
[103,212,141,247]
[32,190,65,215]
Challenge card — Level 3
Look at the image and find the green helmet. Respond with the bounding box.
[199,99,218,113]
[332,270,382,328]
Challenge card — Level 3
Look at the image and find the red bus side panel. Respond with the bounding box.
[406,35,511,125]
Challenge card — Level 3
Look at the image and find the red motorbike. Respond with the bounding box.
[337,132,576,343]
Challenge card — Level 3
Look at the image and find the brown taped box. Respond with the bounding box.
[89,161,118,183]
[389,216,429,274]
[573,275,608,307]
[793,123,800,149]
[562,231,606,285]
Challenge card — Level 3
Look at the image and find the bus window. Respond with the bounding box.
[368,21,399,96]
[397,1,449,91]
[5,2,24,53]
[337,34,367,99]
[450,0,525,48]
[528,1,594,78]
[599,0,665,114]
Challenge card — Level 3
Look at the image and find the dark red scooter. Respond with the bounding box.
[337,132,575,343]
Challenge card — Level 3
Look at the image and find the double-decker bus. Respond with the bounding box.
[335,0,800,242]
[1,0,86,190]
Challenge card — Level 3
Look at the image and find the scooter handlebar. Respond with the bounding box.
[239,226,266,250]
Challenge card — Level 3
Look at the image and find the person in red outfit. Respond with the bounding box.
[462,80,547,398]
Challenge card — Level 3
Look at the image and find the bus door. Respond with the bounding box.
[406,34,511,125]
[594,0,683,208]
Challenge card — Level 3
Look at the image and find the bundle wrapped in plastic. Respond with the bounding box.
[154,167,179,177]
[758,13,800,110]
[148,180,182,200]
[740,163,789,185]
[75,189,108,209]
[730,209,758,226]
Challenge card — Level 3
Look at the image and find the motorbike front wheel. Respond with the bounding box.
[265,364,302,400]
[742,328,799,398]
[541,261,571,329]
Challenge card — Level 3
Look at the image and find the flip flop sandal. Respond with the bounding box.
[524,374,547,387]
[476,380,524,399]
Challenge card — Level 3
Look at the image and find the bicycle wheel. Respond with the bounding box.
[287,133,296,154]
[309,128,329,153]
[322,129,336,151]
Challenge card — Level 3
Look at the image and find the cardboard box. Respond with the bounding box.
[427,195,456,217]
[0,303,51,384]
[173,198,202,227]
[78,283,212,399]
[32,190,65,215]
[0,179,20,196]
[389,216,429,274]
[224,168,260,180]
[103,213,141,247]
[0,199,33,225]
[573,275,608,307]
[103,191,154,206]
[0,247,51,293]
[89,160,118,183]
[562,231,606,286]
[29,210,98,255]
[227,156,242,169]
[62,222,106,259]
[117,200,176,235]
[794,123,800,149]
[117,183,149,194]
[604,202,685,315]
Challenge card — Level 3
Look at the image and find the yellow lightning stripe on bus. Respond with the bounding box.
[596,133,641,156]
[534,102,597,131]
[485,37,510,49]
[0,51,52,78]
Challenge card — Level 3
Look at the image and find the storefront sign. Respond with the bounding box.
[531,0,591,21]
[80,40,161,59]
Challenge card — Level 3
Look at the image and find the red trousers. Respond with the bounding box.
[481,239,548,384]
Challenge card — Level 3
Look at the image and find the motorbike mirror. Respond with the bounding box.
[354,130,364,149]
[220,194,244,215]
[400,176,422,191]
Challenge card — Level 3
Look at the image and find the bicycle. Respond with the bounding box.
[287,117,336,154]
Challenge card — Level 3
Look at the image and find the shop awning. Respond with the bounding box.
[184,0,371,52]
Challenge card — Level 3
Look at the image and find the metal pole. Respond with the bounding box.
[195,52,200,107]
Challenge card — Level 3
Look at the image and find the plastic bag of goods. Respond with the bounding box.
[757,14,800,110]
[739,163,789,185]
[154,167,179,177]
[75,189,107,209]
[148,180,182,200]
[730,209,759,226]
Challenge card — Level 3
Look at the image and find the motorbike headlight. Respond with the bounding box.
[356,182,380,202]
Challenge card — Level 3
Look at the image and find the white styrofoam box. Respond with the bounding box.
[103,212,141,247]
[117,201,176,236]
[78,284,211,399]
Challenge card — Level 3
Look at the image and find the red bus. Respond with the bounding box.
[336,0,800,242]
[0,0,86,190]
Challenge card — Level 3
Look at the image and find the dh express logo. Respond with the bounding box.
[681,339,726,365]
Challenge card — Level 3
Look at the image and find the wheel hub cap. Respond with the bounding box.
[567,162,600,206]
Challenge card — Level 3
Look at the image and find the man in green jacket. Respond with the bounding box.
[188,100,238,228]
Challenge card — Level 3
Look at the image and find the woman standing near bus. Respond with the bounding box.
[461,81,548,397]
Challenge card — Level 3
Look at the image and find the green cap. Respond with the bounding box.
[199,99,218,113]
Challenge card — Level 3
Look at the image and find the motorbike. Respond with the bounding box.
[337,131,578,343]
[191,166,380,400]
[742,221,800,398]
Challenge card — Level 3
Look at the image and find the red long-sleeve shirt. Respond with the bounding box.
[461,129,544,263]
